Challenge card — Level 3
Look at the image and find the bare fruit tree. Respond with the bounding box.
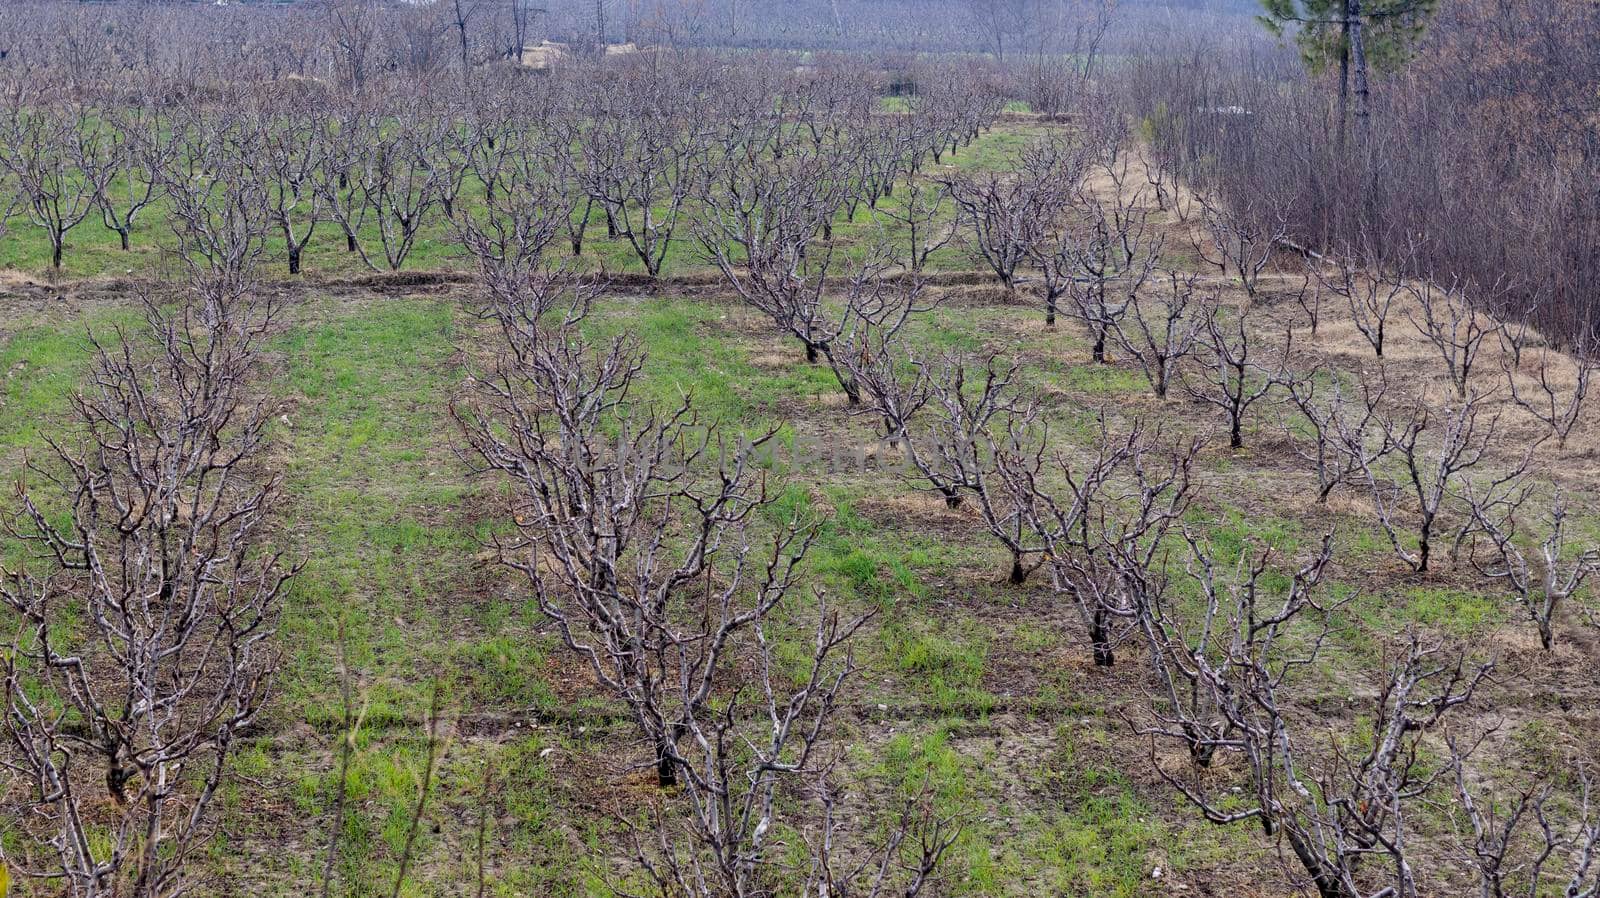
[1459,481,1600,651]
[90,104,175,253]
[1446,738,1600,898]
[1277,367,1392,503]
[1144,545,1490,898]
[940,136,1074,292]
[1183,302,1285,450]
[1192,190,1288,301]
[630,590,959,897]
[1503,337,1597,450]
[0,286,295,897]
[1406,276,1494,399]
[919,357,1050,584]
[1010,418,1200,666]
[872,177,956,274]
[1111,269,1204,399]
[696,156,924,405]
[1140,530,1336,767]
[453,271,817,789]
[0,101,110,270]
[853,351,1051,590]
[1357,393,1507,574]
[1317,252,1405,359]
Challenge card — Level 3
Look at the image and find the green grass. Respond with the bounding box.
[3,107,1586,898]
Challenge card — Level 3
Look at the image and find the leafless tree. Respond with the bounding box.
[1031,196,1156,354]
[1183,303,1285,450]
[1278,367,1391,504]
[1356,392,1506,574]
[1140,530,1336,767]
[0,286,295,897]
[871,177,955,274]
[1446,738,1600,898]
[327,0,378,92]
[450,130,573,286]
[577,73,713,278]
[914,358,1046,584]
[244,98,329,275]
[697,151,925,405]
[1406,276,1495,398]
[625,590,958,897]
[344,112,442,272]
[1317,253,1405,359]
[1291,273,1325,338]
[875,354,1032,528]
[1192,191,1288,301]
[1493,305,1539,371]
[1458,481,1600,651]
[941,136,1073,292]
[454,271,823,789]
[1145,564,1489,898]
[845,347,1050,587]
[1111,269,1204,399]
[1041,157,1160,356]
[1011,418,1201,666]
[1503,337,1597,450]
[163,114,273,302]
[0,101,110,270]
[89,104,175,253]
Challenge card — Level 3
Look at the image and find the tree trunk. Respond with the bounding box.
[1090,612,1114,667]
[1337,5,1351,152]
[1007,556,1027,585]
[1283,829,1348,898]
[655,737,676,788]
[1348,0,1371,143]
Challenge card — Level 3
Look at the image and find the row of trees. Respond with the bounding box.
[0,49,1004,275]
[450,248,1600,898]
[437,102,1600,896]
[0,0,1205,82]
